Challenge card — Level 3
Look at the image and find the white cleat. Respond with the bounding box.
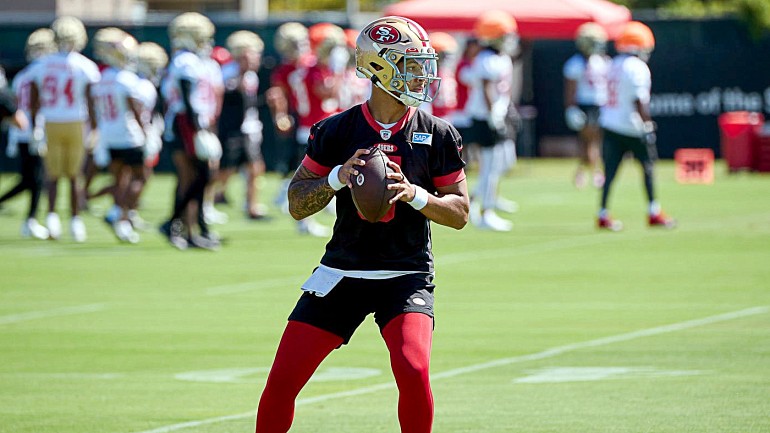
[495,197,519,214]
[298,219,330,237]
[475,210,513,232]
[203,204,229,225]
[114,220,140,244]
[46,212,62,240]
[21,218,50,240]
[70,216,87,243]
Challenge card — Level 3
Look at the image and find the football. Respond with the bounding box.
[350,147,398,223]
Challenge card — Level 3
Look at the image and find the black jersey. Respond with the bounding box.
[218,63,260,140]
[302,103,465,273]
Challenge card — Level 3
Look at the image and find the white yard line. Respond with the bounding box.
[0,303,106,326]
[205,277,301,296]
[130,305,768,433]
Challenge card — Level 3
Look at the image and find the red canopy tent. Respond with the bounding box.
[382,0,632,40]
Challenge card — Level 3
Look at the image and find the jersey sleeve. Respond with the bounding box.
[119,72,143,101]
[627,58,651,104]
[563,55,583,80]
[81,56,101,84]
[430,122,466,189]
[301,121,336,177]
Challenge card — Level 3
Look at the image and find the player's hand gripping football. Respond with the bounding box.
[339,148,371,188]
[385,161,416,204]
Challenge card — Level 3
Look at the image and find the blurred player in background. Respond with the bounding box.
[563,22,610,189]
[130,41,168,229]
[426,31,458,120]
[465,11,519,232]
[0,29,55,240]
[338,28,370,110]
[266,22,310,214]
[281,22,348,237]
[453,37,481,164]
[255,16,469,433]
[200,42,227,227]
[215,31,268,220]
[598,21,675,231]
[159,12,222,250]
[29,16,100,242]
[90,28,146,243]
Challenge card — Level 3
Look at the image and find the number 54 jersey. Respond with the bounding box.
[301,103,466,273]
[29,51,101,123]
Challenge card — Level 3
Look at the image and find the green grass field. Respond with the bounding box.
[1,159,768,433]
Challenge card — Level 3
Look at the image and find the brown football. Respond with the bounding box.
[350,147,398,223]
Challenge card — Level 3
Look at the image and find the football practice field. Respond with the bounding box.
[1,158,768,433]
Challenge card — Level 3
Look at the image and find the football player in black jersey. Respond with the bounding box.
[216,31,268,220]
[255,16,469,433]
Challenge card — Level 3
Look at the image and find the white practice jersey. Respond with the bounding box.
[563,53,610,106]
[464,48,514,120]
[9,63,40,145]
[599,54,651,138]
[29,51,100,123]
[162,50,217,129]
[92,67,144,149]
[202,57,224,123]
[136,78,158,115]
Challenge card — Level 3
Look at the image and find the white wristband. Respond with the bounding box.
[408,186,429,210]
[327,165,346,191]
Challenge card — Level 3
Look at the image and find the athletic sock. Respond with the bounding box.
[255,321,343,433]
[382,313,434,433]
[649,201,661,216]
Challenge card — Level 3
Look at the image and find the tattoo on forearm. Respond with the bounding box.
[288,165,336,219]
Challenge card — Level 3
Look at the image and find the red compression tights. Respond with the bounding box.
[255,321,343,433]
[254,313,434,433]
[382,313,434,433]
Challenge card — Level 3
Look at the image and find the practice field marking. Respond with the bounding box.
[204,277,301,296]
[0,303,106,326]
[129,305,767,433]
[174,367,382,384]
[512,366,705,384]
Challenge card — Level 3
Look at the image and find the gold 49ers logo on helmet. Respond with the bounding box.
[369,24,401,44]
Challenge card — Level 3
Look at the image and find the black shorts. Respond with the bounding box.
[288,272,435,344]
[465,119,500,148]
[220,134,262,169]
[578,104,602,128]
[109,147,144,167]
[602,128,657,164]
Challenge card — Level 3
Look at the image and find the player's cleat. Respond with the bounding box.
[46,212,62,240]
[298,219,330,237]
[114,220,140,244]
[648,212,676,229]
[188,233,221,251]
[127,210,152,231]
[203,203,229,225]
[475,209,513,232]
[597,215,623,231]
[495,197,519,214]
[247,203,269,220]
[20,218,50,240]
[70,216,87,242]
[160,218,188,250]
[593,171,605,188]
[574,170,588,189]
